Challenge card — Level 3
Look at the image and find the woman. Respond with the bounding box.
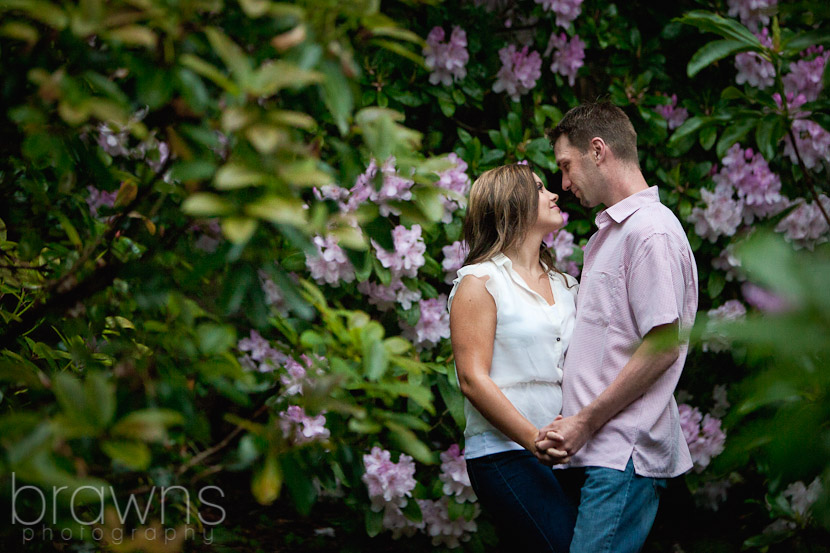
[448,163,577,552]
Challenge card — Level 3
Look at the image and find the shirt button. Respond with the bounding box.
[556,337,561,341]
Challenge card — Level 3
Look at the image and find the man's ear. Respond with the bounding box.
[590,137,608,163]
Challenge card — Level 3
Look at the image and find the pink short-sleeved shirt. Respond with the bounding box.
[562,186,698,478]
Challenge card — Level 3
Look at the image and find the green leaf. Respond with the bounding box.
[687,39,752,77]
[84,372,115,428]
[365,507,383,537]
[716,117,757,157]
[282,453,317,515]
[364,340,389,381]
[401,497,423,522]
[101,441,151,471]
[111,408,184,443]
[245,196,308,227]
[437,372,465,431]
[53,373,86,422]
[677,11,763,48]
[412,186,445,222]
[755,113,784,161]
[319,60,353,136]
[708,271,726,299]
[197,323,237,355]
[699,125,717,150]
[667,116,707,148]
[205,27,252,85]
[781,30,830,56]
[252,453,283,505]
[387,423,435,464]
[438,95,455,117]
[181,192,234,216]
[214,163,268,189]
[222,217,258,244]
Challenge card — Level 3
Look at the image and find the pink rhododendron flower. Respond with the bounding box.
[493,44,542,101]
[734,29,774,89]
[402,295,451,350]
[687,183,744,243]
[655,94,690,130]
[679,404,726,472]
[374,224,427,279]
[783,46,829,102]
[727,0,777,30]
[305,235,356,286]
[237,329,287,373]
[439,445,477,502]
[775,195,830,249]
[442,241,468,284]
[279,405,330,444]
[86,186,118,218]
[741,282,792,313]
[436,153,472,222]
[535,0,583,28]
[546,33,585,86]
[419,497,480,548]
[362,447,417,511]
[702,300,746,353]
[714,143,785,223]
[424,26,469,86]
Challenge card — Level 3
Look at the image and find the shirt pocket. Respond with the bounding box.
[577,269,619,327]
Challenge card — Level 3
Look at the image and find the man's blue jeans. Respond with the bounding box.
[569,457,667,553]
[466,450,576,553]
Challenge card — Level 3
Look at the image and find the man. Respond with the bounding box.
[535,102,698,553]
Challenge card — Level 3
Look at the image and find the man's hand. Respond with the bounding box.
[535,414,592,460]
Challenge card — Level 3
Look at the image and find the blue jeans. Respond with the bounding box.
[569,458,667,553]
[466,450,576,553]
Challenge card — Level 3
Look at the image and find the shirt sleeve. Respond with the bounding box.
[627,233,686,338]
[447,262,499,314]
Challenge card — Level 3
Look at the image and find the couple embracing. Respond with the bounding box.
[448,102,699,553]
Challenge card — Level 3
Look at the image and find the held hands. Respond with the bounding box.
[533,414,591,466]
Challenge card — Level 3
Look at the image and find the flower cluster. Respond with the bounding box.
[782,478,823,520]
[420,497,480,548]
[424,26,470,86]
[258,268,290,314]
[191,219,223,253]
[783,46,829,102]
[655,94,689,130]
[402,295,451,351]
[715,143,785,223]
[442,241,468,284]
[546,33,585,87]
[712,245,743,282]
[727,0,777,30]
[237,330,288,373]
[363,445,479,548]
[435,154,472,223]
[86,186,118,218]
[362,447,418,511]
[439,444,477,503]
[358,280,422,311]
[279,405,330,445]
[679,403,727,472]
[694,478,733,511]
[702,300,746,353]
[544,227,581,277]
[96,109,170,173]
[535,0,583,28]
[774,195,830,250]
[345,158,415,216]
[375,225,427,279]
[687,183,744,243]
[493,44,542,101]
[734,28,775,89]
[305,235,356,286]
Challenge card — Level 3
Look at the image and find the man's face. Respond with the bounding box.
[554,135,601,208]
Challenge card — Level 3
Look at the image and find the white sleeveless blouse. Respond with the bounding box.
[447,253,578,459]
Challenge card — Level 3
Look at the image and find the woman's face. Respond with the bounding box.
[532,172,564,232]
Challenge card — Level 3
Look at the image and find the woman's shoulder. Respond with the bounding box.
[454,258,504,282]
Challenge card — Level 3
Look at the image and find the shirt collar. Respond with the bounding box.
[595,186,660,228]
[491,252,511,266]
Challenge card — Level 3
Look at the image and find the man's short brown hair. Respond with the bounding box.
[546,102,639,165]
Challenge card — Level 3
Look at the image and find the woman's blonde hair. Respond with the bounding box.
[462,163,561,278]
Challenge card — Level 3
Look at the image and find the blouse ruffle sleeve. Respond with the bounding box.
[447,262,500,314]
